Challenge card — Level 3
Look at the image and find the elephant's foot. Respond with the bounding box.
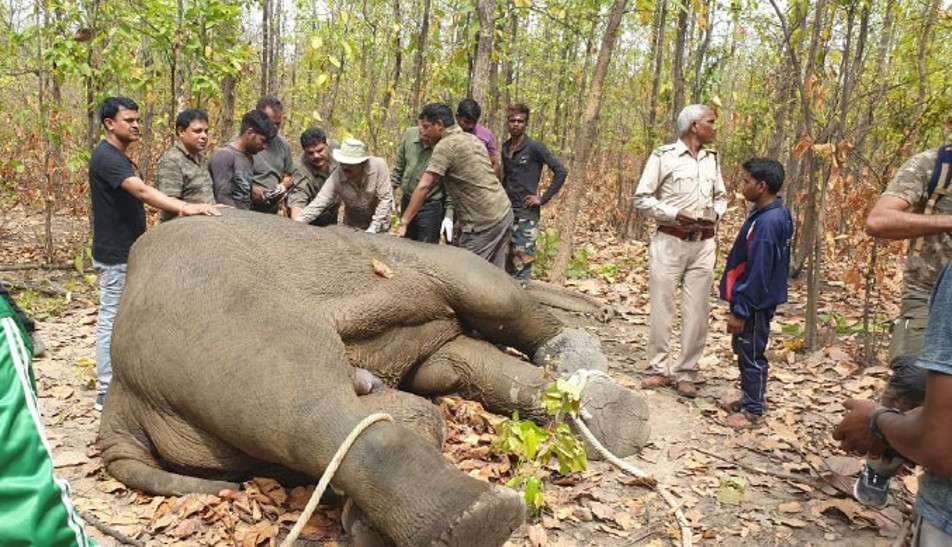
[533,328,608,375]
[434,484,524,547]
[343,471,523,547]
[576,374,650,460]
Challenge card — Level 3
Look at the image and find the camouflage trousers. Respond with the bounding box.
[509,210,539,286]
[888,297,930,363]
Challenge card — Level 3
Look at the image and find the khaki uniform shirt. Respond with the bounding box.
[299,156,393,232]
[883,148,952,305]
[391,127,453,216]
[288,155,339,226]
[155,142,214,222]
[426,125,511,232]
[634,139,727,226]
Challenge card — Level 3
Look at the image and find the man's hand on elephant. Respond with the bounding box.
[180,203,226,217]
[441,217,454,242]
[833,399,888,458]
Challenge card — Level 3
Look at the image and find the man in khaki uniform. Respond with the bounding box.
[155,109,215,222]
[398,103,512,268]
[635,104,726,397]
[867,145,952,360]
[293,138,393,233]
[288,127,339,226]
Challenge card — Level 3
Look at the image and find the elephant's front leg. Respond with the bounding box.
[405,336,651,458]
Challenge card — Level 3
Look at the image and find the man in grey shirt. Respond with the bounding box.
[835,264,952,545]
[209,110,275,209]
[251,95,294,213]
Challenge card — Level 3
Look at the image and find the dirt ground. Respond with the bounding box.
[2,207,913,546]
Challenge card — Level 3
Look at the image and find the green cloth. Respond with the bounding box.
[391,126,453,217]
[426,125,511,232]
[0,298,94,546]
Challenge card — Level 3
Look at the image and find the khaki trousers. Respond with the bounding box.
[647,230,716,380]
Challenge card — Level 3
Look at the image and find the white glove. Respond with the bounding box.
[441,217,454,243]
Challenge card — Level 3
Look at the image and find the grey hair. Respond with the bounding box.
[676,104,712,136]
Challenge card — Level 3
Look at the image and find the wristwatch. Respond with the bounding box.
[869,407,903,443]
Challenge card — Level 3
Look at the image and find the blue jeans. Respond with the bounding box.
[731,308,774,415]
[94,260,127,397]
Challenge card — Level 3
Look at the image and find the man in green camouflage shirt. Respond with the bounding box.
[155,109,215,222]
[866,145,952,359]
[391,123,454,243]
[287,128,339,226]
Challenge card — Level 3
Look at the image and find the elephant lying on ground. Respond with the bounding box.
[99,210,649,547]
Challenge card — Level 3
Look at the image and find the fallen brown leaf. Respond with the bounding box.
[372,258,394,279]
[527,523,548,546]
[777,501,802,514]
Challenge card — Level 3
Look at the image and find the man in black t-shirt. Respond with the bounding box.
[90,96,222,411]
[500,103,568,285]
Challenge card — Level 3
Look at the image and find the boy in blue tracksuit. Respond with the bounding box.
[719,158,793,429]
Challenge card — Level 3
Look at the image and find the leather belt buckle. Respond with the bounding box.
[687,231,701,242]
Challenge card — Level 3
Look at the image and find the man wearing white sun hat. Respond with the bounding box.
[294,138,394,233]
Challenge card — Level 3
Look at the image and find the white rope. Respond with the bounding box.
[567,390,693,547]
[280,413,394,547]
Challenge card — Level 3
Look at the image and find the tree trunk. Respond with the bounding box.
[916,0,941,106]
[269,0,281,94]
[471,0,494,107]
[409,0,431,118]
[220,75,236,142]
[169,0,185,126]
[379,0,402,138]
[502,4,518,110]
[690,0,713,103]
[549,0,629,284]
[37,1,53,262]
[626,0,667,241]
[260,0,272,96]
[669,2,689,135]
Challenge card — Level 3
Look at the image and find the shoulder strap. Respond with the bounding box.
[913,145,952,252]
[927,144,952,199]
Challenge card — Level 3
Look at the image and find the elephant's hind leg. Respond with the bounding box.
[405,336,650,458]
[404,336,551,421]
[100,418,238,496]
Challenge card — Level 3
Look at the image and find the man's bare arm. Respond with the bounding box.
[120,177,222,216]
[877,372,952,476]
[865,195,952,239]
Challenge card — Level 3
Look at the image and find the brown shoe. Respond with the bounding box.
[640,375,674,389]
[725,410,763,429]
[675,380,698,398]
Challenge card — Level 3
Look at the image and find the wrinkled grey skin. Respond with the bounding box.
[99,210,649,547]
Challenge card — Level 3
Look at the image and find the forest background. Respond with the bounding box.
[2,0,951,358]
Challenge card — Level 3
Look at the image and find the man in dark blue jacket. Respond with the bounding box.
[719,158,793,428]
